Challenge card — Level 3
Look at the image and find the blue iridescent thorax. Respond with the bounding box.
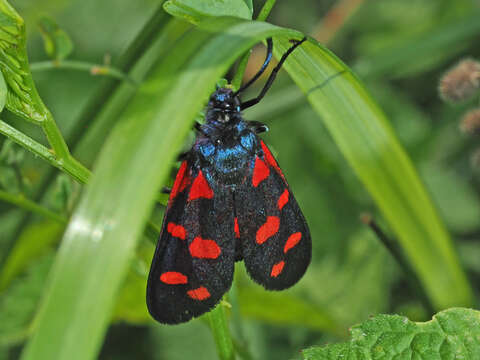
[192,87,259,186]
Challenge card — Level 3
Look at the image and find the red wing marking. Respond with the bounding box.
[260,141,285,180]
[284,232,302,253]
[256,216,280,244]
[167,222,187,240]
[189,237,221,259]
[169,161,190,204]
[160,271,188,284]
[277,189,289,210]
[187,286,211,300]
[252,156,270,187]
[234,217,240,238]
[189,170,214,201]
[270,261,285,278]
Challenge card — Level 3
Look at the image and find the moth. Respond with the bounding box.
[147,37,311,324]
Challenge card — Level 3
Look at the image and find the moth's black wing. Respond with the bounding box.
[235,140,311,290]
[147,161,236,324]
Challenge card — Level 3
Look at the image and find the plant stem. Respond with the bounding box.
[207,303,235,360]
[0,189,66,224]
[0,119,90,184]
[231,0,277,90]
[30,60,134,83]
[41,111,71,161]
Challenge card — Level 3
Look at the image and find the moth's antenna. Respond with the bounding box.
[241,37,306,111]
[233,38,273,97]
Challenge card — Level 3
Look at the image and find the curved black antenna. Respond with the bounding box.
[233,38,273,97]
[241,37,306,111]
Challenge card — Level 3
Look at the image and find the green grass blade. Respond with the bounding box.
[274,36,473,310]
[21,19,300,360]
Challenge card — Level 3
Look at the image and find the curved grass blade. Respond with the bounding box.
[274,36,473,310]
[21,19,300,360]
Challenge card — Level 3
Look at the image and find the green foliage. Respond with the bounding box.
[302,308,480,359]
[0,0,479,359]
[37,16,74,61]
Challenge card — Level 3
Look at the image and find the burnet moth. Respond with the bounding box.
[147,37,311,324]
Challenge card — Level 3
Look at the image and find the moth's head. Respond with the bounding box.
[207,87,241,123]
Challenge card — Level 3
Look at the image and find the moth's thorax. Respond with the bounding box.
[193,118,258,186]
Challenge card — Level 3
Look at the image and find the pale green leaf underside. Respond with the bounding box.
[302,308,480,359]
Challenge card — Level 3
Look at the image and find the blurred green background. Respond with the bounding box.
[1,0,480,359]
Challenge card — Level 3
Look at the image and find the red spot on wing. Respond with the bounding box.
[252,156,270,187]
[260,141,285,180]
[167,222,186,240]
[234,217,240,238]
[189,170,214,200]
[284,232,302,253]
[271,261,285,277]
[169,161,190,204]
[187,286,210,300]
[189,237,221,259]
[277,189,289,210]
[256,216,280,244]
[160,272,188,284]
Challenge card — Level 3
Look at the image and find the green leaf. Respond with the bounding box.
[21,19,299,360]
[0,0,47,122]
[164,0,252,24]
[37,16,74,61]
[273,36,472,310]
[302,308,480,359]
